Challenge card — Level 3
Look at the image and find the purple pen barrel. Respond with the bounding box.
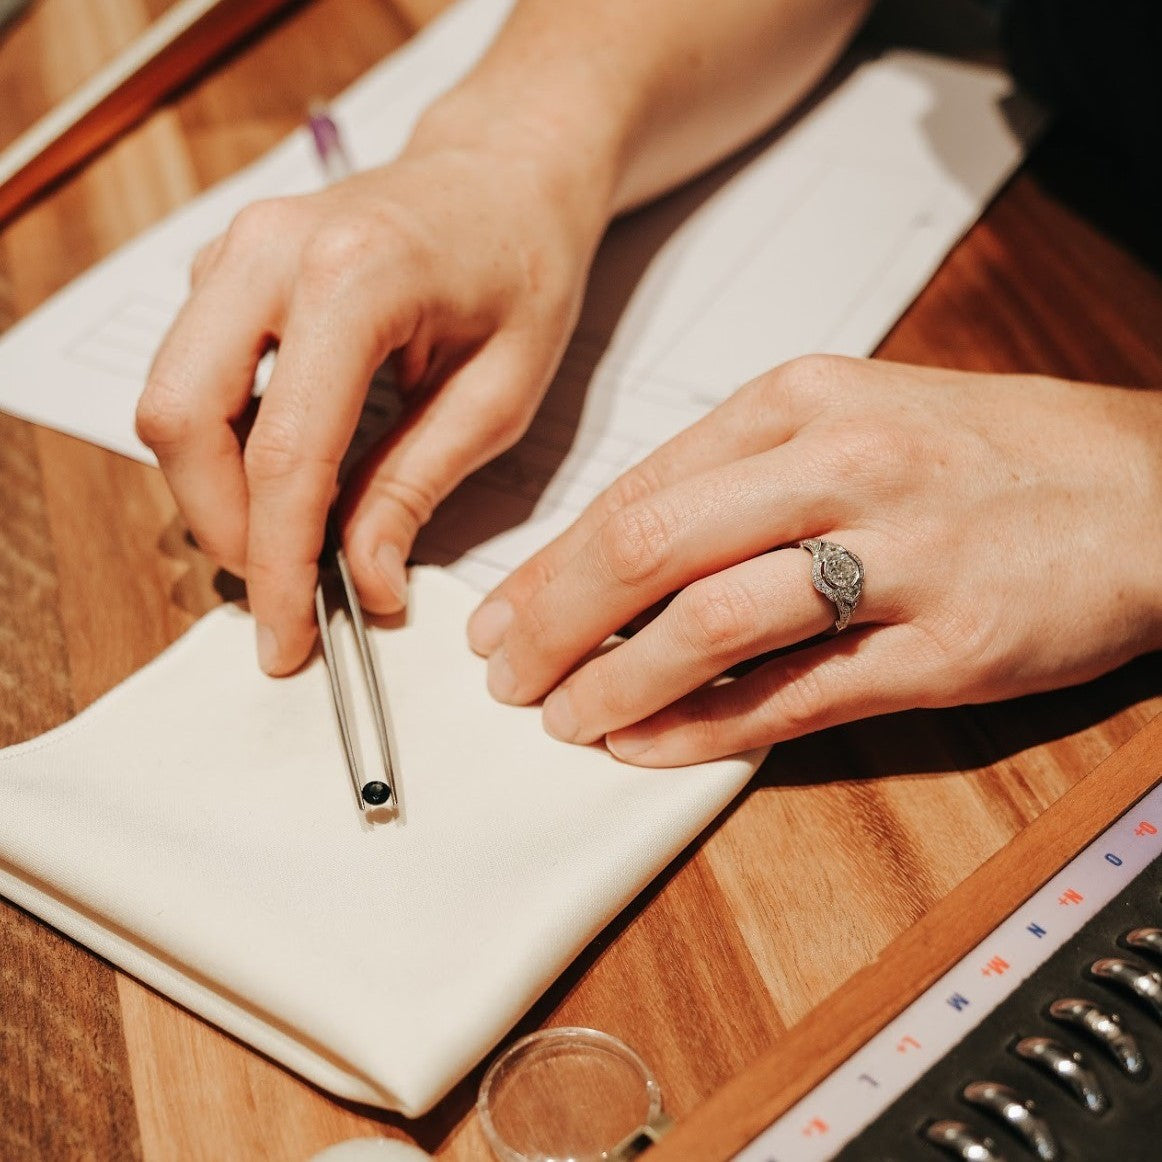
[308,104,353,183]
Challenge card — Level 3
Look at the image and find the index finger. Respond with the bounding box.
[242,273,416,675]
[137,254,284,575]
[466,371,811,654]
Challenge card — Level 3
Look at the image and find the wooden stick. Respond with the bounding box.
[0,0,298,227]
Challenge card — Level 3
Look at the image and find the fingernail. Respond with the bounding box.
[375,543,408,607]
[487,648,518,701]
[542,687,579,742]
[606,727,654,762]
[468,599,513,654]
[256,624,279,675]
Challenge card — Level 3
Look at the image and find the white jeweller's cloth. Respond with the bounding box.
[0,567,762,1115]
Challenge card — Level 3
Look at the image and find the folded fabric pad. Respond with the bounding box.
[0,566,760,1115]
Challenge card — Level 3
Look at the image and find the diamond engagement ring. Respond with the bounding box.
[799,538,864,632]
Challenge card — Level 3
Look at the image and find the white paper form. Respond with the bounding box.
[0,0,515,462]
[0,0,1041,593]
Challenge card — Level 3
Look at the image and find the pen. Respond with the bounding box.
[308,102,354,183]
[306,104,403,820]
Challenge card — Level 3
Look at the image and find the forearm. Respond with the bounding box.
[1123,386,1162,654]
[411,0,872,228]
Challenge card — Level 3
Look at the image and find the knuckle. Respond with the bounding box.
[522,554,560,596]
[766,661,830,734]
[135,376,194,450]
[186,525,239,573]
[477,403,532,456]
[675,577,758,657]
[368,474,437,530]
[500,553,560,614]
[190,237,222,287]
[225,198,295,252]
[597,463,664,521]
[589,659,640,722]
[299,220,378,287]
[816,421,913,490]
[598,500,674,587]
[766,353,850,404]
[834,423,892,474]
[242,417,304,481]
[729,353,855,437]
[499,586,556,669]
[674,698,732,757]
[731,373,786,429]
[518,592,554,647]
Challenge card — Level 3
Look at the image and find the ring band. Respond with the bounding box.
[799,538,864,632]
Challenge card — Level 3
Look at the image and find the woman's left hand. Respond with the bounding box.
[466,356,1162,765]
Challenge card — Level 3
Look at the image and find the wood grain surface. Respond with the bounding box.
[1,2,1160,1160]
[0,0,303,227]
[652,709,1162,1161]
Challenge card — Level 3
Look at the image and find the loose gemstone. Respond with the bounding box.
[362,781,392,806]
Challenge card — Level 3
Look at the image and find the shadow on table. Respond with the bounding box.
[756,650,1162,789]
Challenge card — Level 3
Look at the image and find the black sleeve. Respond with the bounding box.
[1001,0,1162,193]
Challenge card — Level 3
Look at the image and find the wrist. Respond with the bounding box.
[1136,392,1162,653]
[408,73,623,257]
[1112,387,1162,654]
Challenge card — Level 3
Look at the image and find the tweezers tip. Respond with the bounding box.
[317,527,403,821]
[360,780,392,807]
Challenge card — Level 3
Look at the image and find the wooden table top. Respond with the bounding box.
[1,2,1160,1160]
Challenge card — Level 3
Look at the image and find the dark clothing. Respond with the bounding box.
[1002,0,1162,193]
[999,0,1162,268]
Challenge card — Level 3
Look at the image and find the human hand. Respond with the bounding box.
[467,356,1162,765]
[136,119,607,675]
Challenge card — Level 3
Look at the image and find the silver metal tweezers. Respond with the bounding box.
[314,526,401,818]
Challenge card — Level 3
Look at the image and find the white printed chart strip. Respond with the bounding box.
[734,784,1162,1161]
[0,0,1042,590]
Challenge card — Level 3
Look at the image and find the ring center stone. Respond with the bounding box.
[824,554,859,589]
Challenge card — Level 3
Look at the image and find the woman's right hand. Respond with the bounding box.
[136,106,609,676]
[136,0,874,678]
